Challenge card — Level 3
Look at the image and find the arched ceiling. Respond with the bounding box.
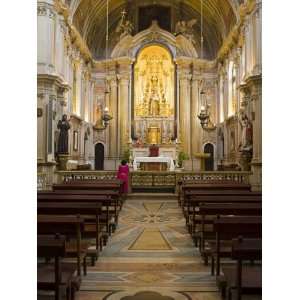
[69,0,240,60]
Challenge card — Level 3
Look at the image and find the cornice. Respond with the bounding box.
[244,74,262,87]
[54,0,92,64]
[37,2,55,19]
[175,57,193,69]
[37,73,70,90]
[70,113,84,124]
[92,57,134,72]
[217,0,257,63]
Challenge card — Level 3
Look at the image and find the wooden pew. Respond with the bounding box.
[37,193,117,236]
[210,216,262,276]
[184,195,262,235]
[37,234,77,300]
[37,202,104,254]
[53,181,122,192]
[179,180,252,207]
[190,203,261,251]
[39,189,120,197]
[37,215,88,277]
[39,189,122,218]
[56,180,123,195]
[220,238,262,300]
[52,181,125,209]
[182,182,251,203]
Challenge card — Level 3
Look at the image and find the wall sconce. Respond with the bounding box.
[94,107,112,131]
[197,90,216,130]
[198,104,209,127]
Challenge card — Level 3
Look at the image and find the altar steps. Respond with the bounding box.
[126,193,178,201]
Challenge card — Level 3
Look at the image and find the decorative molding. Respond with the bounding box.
[70,113,83,124]
[37,2,56,19]
[37,73,70,91]
[53,0,92,64]
[217,0,257,62]
[179,74,192,83]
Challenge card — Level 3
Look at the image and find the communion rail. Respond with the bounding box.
[54,170,252,192]
[37,172,47,190]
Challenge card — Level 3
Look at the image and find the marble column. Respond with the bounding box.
[245,21,251,77]
[249,76,262,191]
[179,74,191,155]
[37,93,46,163]
[253,2,262,75]
[47,94,56,162]
[80,68,85,118]
[37,0,56,74]
[83,72,90,122]
[191,77,201,156]
[109,77,118,158]
[55,15,65,77]
[72,59,80,115]
[119,76,130,157]
[219,74,225,123]
[222,73,229,162]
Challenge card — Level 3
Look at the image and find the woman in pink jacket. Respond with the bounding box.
[117,160,129,194]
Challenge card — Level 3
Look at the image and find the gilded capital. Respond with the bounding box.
[37,2,55,19]
[179,74,192,83]
[118,75,130,86]
[109,77,118,88]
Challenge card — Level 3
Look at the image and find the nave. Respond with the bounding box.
[37,179,262,300]
[76,195,217,300]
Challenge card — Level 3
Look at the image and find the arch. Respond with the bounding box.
[94,142,105,170]
[71,1,239,59]
[203,142,215,171]
[110,20,197,59]
[133,41,175,62]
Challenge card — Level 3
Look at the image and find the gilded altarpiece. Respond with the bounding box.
[133,45,175,145]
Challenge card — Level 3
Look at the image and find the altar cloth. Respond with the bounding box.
[133,156,175,171]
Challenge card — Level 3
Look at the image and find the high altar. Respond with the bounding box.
[91,21,218,171]
[132,45,176,157]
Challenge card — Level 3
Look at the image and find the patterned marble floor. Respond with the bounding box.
[76,196,221,300]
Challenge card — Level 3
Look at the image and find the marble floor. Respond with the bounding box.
[76,195,224,300]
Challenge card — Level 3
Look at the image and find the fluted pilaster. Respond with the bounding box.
[37,1,56,74]
[191,77,201,156]
[109,77,118,158]
[247,75,262,191]
[179,74,192,155]
[118,76,130,157]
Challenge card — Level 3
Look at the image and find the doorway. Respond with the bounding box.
[95,143,104,170]
[204,143,214,171]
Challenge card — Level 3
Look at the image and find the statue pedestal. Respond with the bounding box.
[57,154,70,171]
[194,153,211,171]
[239,150,252,171]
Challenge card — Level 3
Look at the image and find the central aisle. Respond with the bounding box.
[77,196,220,300]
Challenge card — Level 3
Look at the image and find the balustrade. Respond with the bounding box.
[37,173,47,190]
[55,170,251,191]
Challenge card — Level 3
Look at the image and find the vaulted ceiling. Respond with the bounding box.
[68,0,241,60]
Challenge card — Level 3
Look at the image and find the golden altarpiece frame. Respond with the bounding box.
[133,45,175,145]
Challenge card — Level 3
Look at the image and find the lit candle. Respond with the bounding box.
[104,107,109,114]
[200,106,206,112]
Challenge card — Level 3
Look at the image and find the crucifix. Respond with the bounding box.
[121,9,127,21]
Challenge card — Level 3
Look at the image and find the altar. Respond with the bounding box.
[133,156,175,171]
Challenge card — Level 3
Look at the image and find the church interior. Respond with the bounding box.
[36,0,263,299]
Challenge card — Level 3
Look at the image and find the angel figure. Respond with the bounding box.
[175,19,197,44]
[115,18,134,40]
